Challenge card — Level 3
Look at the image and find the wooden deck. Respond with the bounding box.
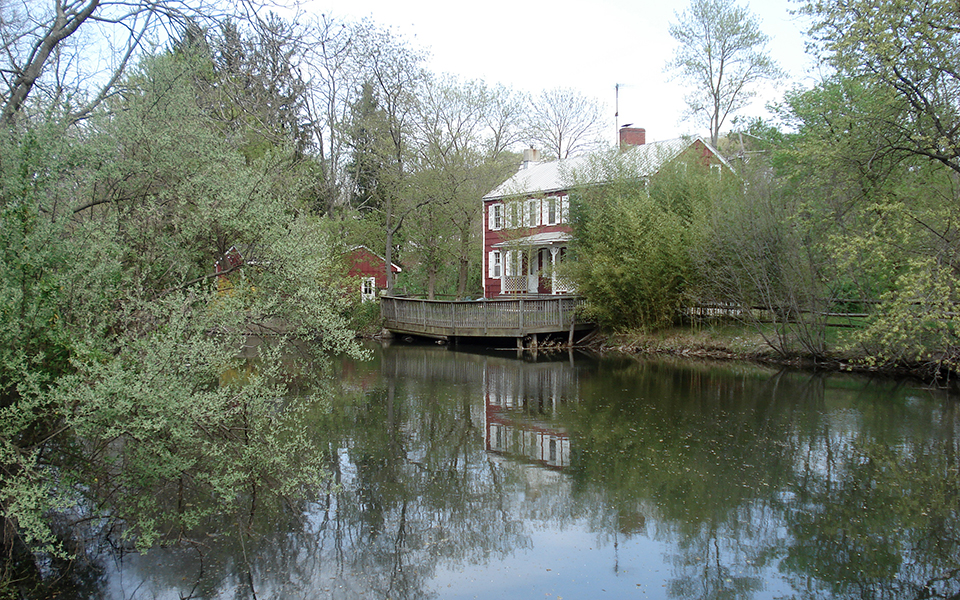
[380,295,593,342]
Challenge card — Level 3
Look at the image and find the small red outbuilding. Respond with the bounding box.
[345,245,402,302]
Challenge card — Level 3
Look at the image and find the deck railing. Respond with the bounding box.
[380,295,590,339]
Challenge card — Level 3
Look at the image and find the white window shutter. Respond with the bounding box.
[489,251,503,278]
[560,195,570,223]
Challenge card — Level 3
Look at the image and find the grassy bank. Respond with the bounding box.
[593,322,951,386]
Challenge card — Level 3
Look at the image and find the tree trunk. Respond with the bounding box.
[457,258,469,300]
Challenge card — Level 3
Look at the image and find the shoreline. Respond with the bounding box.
[589,327,957,391]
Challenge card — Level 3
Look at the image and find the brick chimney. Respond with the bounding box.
[522,147,540,169]
[619,126,646,149]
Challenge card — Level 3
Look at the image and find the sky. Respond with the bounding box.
[309,0,822,145]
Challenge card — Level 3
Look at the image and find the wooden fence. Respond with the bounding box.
[380,295,592,340]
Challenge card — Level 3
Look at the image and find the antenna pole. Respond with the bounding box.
[615,83,620,144]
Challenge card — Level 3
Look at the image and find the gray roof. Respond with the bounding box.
[492,231,572,248]
[483,137,728,201]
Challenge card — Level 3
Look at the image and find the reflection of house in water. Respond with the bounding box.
[483,359,578,470]
[382,344,582,471]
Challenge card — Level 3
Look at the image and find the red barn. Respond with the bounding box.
[346,245,402,302]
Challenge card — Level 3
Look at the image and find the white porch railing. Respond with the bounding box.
[501,275,526,294]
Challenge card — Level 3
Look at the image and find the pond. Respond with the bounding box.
[96,341,960,599]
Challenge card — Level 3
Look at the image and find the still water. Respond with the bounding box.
[101,342,960,599]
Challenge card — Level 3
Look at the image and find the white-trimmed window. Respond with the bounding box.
[525,199,540,227]
[488,250,502,278]
[361,277,377,302]
[544,196,559,225]
[488,203,503,231]
[505,201,519,229]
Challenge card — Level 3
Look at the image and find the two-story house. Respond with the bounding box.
[481,127,730,298]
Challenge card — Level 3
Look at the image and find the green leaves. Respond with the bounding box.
[567,151,713,331]
[0,46,360,586]
[667,0,783,145]
[802,0,960,173]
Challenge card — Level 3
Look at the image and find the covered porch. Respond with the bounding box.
[493,231,574,296]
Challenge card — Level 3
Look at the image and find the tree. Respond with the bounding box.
[0,0,234,125]
[667,0,783,146]
[801,0,960,174]
[691,144,833,357]
[406,76,521,299]
[301,15,382,216]
[345,26,427,294]
[523,87,606,160]
[566,150,718,330]
[0,48,359,594]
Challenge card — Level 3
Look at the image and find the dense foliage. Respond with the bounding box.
[566,149,725,331]
[0,44,359,596]
[564,0,960,378]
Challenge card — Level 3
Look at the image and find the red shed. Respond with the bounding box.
[346,245,402,302]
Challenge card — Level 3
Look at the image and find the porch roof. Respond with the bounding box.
[492,231,572,248]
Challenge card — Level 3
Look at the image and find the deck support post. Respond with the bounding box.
[518,298,524,335]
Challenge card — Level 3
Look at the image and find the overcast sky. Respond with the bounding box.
[310,0,822,144]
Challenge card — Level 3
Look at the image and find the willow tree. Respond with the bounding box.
[0,46,359,596]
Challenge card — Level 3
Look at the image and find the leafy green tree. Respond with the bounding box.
[758,75,960,373]
[406,76,521,298]
[567,150,718,330]
[0,48,358,594]
[346,81,390,213]
[786,0,960,375]
[343,27,427,294]
[801,0,960,174]
[667,0,783,146]
[691,133,835,357]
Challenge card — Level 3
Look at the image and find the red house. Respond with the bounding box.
[346,245,402,302]
[481,128,730,298]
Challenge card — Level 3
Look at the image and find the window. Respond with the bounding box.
[505,201,519,229]
[526,199,540,227]
[545,196,558,225]
[488,250,502,278]
[489,203,503,230]
[711,163,722,179]
[361,277,377,302]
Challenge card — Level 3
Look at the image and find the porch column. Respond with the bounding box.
[550,246,560,295]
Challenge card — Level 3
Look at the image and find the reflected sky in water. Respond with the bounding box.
[97,341,960,600]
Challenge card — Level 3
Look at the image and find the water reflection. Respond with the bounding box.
[97,343,960,600]
[483,356,576,469]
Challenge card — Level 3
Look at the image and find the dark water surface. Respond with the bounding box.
[100,342,960,599]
